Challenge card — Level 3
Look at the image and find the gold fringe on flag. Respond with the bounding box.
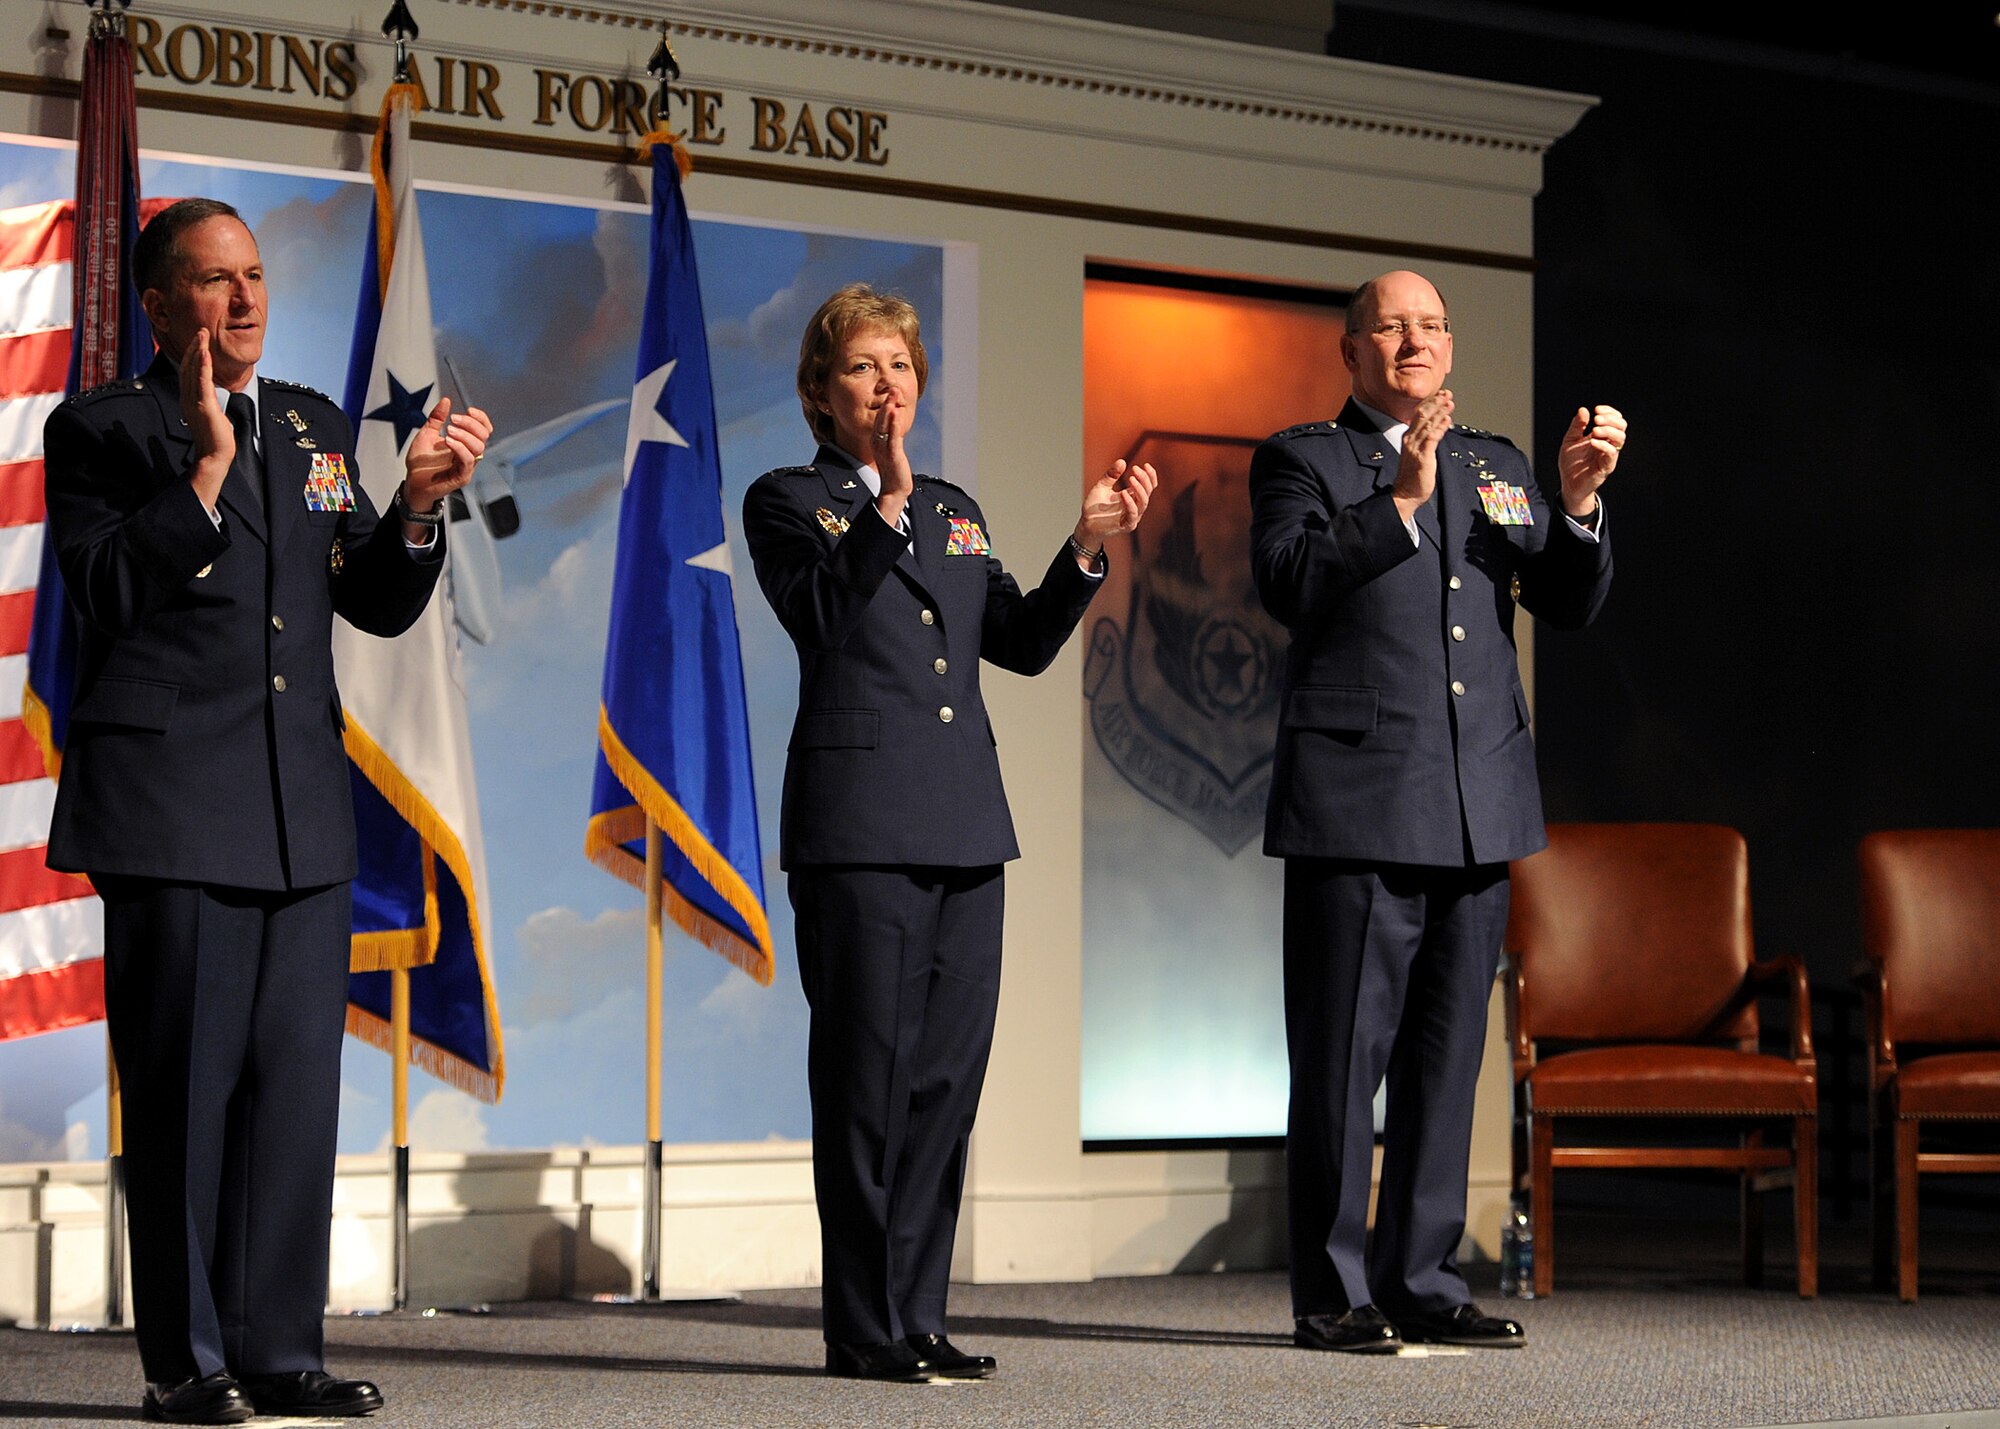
[347,845,438,973]
[370,83,427,304]
[585,705,775,986]
[637,127,695,182]
[19,684,61,783]
[341,714,508,1101]
[345,1002,498,1103]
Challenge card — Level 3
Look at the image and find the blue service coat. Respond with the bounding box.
[743,444,1101,870]
[42,352,441,890]
[1249,398,1611,867]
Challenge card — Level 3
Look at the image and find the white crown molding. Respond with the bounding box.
[438,0,1596,154]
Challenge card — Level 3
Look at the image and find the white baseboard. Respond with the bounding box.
[2,1137,1506,1325]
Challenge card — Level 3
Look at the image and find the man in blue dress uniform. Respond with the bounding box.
[1249,270,1625,1353]
[43,198,490,1422]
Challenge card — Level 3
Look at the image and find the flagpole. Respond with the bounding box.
[391,968,411,1312]
[642,818,664,1301]
[635,28,680,1310]
[104,1037,124,1327]
[580,29,755,1311]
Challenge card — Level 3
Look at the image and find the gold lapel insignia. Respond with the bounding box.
[285,409,309,432]
[840,478,858,490]
[295,436,318,449]
[194,563,213,579]
[814,507,850,536]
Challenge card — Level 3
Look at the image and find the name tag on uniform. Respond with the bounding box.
[304,452,357,513]
[1477,481,1533,527]
[944,517,990,555]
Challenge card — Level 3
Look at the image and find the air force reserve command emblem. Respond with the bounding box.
[1082,433,1284,855]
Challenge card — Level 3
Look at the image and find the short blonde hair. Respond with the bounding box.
[796,283,929,445]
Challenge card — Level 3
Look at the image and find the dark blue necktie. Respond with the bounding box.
[225,391,263,519]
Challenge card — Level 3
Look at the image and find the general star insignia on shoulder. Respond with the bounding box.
[815,507,850,536]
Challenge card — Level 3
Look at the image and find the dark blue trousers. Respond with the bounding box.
[1282,858,1510,1317]
[788,864,1003,1345]
[98,877,352,1385]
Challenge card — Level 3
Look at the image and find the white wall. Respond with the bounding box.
[0,0,1588,1316]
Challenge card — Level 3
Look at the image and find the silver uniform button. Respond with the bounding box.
[939,706,954,723]
[271,615,285,632]
[1450,680,1466,697]
[273,675,287,693]
[920,609,935,625]
[1451,625,1466,642]
[933,658,948,675]
[1449,575,1463,591]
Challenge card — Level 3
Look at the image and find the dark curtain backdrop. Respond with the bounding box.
[1331,5,2000,1217]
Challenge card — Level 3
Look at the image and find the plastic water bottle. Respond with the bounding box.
[1499,1194,1535,1299]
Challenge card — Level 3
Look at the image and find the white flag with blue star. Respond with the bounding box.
[332,83,504,1099]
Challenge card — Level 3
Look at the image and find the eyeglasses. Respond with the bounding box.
[1361,318,1450,341]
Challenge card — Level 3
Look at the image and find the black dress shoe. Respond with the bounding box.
[238,1369,385,1416]
[906,1333,996,1379]
[1393,1302,1526,1349]
[1293,1305,1402,1354]
[825,1340,936,1382]
[141,1372,253,1424]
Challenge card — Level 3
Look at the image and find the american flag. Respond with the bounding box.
[0,198,103,1040]
[0,192,173,1042]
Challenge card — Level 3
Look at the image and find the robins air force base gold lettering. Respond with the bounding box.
[121,17,892,169]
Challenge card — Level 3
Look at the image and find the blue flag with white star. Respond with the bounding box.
[585,139,773,984]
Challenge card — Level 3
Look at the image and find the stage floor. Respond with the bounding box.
[6,1220,2000,1427]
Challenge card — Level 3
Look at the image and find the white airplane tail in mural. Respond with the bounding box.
[446,396,626,644]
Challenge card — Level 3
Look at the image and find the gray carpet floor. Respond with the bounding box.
[6,1223,2000,1428]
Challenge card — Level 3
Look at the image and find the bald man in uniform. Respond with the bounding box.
[1250,270,1624,1353]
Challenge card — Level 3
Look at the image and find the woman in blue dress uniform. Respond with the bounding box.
[742,284,1154,1381]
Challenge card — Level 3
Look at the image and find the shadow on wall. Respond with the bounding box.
[402,1157,637,1307]
[1173,1148,1288,1275]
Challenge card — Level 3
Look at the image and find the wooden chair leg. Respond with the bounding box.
[1510,1075,1529,1198]
[1740,1127,1765,1288]
[1895,1116,1920,1302]
[1870,1090,1893,1293]
[1531,1113,1554,1297]
[1794,1115,1818,1299]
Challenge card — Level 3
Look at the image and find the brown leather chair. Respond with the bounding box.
[1505,823,1818,1297]
[1858,829,2000,1302]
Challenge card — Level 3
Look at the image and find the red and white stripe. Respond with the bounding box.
[0,199,102,1041]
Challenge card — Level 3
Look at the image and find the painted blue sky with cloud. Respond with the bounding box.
[0,136,943,1159]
